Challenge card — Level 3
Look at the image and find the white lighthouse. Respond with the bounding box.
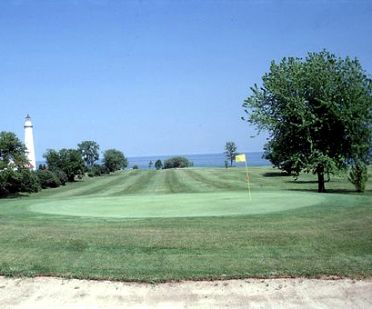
[24,114,36,170]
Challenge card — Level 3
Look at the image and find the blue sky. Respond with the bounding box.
[1,0,371,159]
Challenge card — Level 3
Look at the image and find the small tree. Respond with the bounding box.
[349,162,368,192]
[103,149,128,172]
[148,160,153,169]
[155,160,163,170]
[224,142,237,167]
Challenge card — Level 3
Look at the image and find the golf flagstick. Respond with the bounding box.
[244,158,252,201]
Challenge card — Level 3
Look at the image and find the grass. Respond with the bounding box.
[0,167,371,281]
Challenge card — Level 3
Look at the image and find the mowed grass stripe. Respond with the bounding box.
[62,171,135,197]
[183,169,244,191]
[33,172,130,199]
[112,170,159,195]
[164,169,195,193]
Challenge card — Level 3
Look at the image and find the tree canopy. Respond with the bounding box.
[44,148,85,182]
[224,141,237,167]
[243,50,372,192]
[0,132,40,196]
[103,149,128,172]
[77,140,100,167]
[0,131,29,169]
[163,156,191,169]
[154,159,163,170]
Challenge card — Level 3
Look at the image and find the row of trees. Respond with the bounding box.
[0,134,128,197]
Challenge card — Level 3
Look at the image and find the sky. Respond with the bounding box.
[1,0,371,159]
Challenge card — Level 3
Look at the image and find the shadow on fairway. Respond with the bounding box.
[286,180,319,184]
[262,172,290,177]
[287,188,360,194]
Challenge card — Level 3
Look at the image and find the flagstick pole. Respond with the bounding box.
[244,158,252,201]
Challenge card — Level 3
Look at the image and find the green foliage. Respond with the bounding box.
[155,159,163,170]
[37,170,61,189]
[224,141,237,167]
[54,169,68,185]
[0,131,29,169]
[0,132,40,197]
[132,165,139,169]
[87,164,103,177]
[44,149,85,182]
[77,141,100,167]
[243,50,372,192]
[163,156,191,169]
[103,149,128,172]
[0,169,41,197]
[349,162,368,192]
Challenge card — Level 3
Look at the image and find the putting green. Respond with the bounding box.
[29,191,327,218]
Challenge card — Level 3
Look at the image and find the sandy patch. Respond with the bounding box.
[0,276,371,308]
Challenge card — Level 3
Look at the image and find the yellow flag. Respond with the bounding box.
[235,154,246,162]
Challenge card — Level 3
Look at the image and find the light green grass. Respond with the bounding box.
[0,167,371,281]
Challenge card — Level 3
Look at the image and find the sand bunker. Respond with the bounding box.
[1,276,371,308]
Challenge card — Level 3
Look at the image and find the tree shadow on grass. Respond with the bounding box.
[286,180,318,184]
[263,171,290,177]
[286,188,365,194]
[1,192,29,199]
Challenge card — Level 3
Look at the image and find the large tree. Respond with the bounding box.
[103,149,128,172]
[44,148,85,182]
[77,140,100,167]
[0,132,40,196]
[0,131,29,169]
[243,50,372,192]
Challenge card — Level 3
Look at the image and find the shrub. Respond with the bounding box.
[0,169,41,196]
[163,156,191,169]
[37,170,61,189]
[19,169,41,193]
[55,169,68,185]
[155,160,163,170]
[132,165,139,169]
[87,164,102,177]
[348,162,368,192]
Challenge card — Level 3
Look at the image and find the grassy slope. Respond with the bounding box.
[0,167,371,281]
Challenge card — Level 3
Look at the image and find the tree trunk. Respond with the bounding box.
[317,165,326,193]
[230,158,233,167]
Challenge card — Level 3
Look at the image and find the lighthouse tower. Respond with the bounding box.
[24,114,36,170]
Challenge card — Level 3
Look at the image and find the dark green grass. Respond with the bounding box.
[0,167,371,281]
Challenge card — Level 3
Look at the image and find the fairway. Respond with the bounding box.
[0,167,371,281]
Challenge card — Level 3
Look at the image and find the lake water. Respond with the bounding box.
[128,152,270,169]
[36,152,270,170]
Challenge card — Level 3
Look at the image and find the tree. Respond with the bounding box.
[155,159,163,170]
[148,160,153,169]
[243,50,372,192]
[0,132,40,197]
[77,141,100,167]
[224,142,237,167]
[44,148,85,182]
[163,156,191,169]
[103,149,128,172]
[0,131,29,169]
[348,161,368,192]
